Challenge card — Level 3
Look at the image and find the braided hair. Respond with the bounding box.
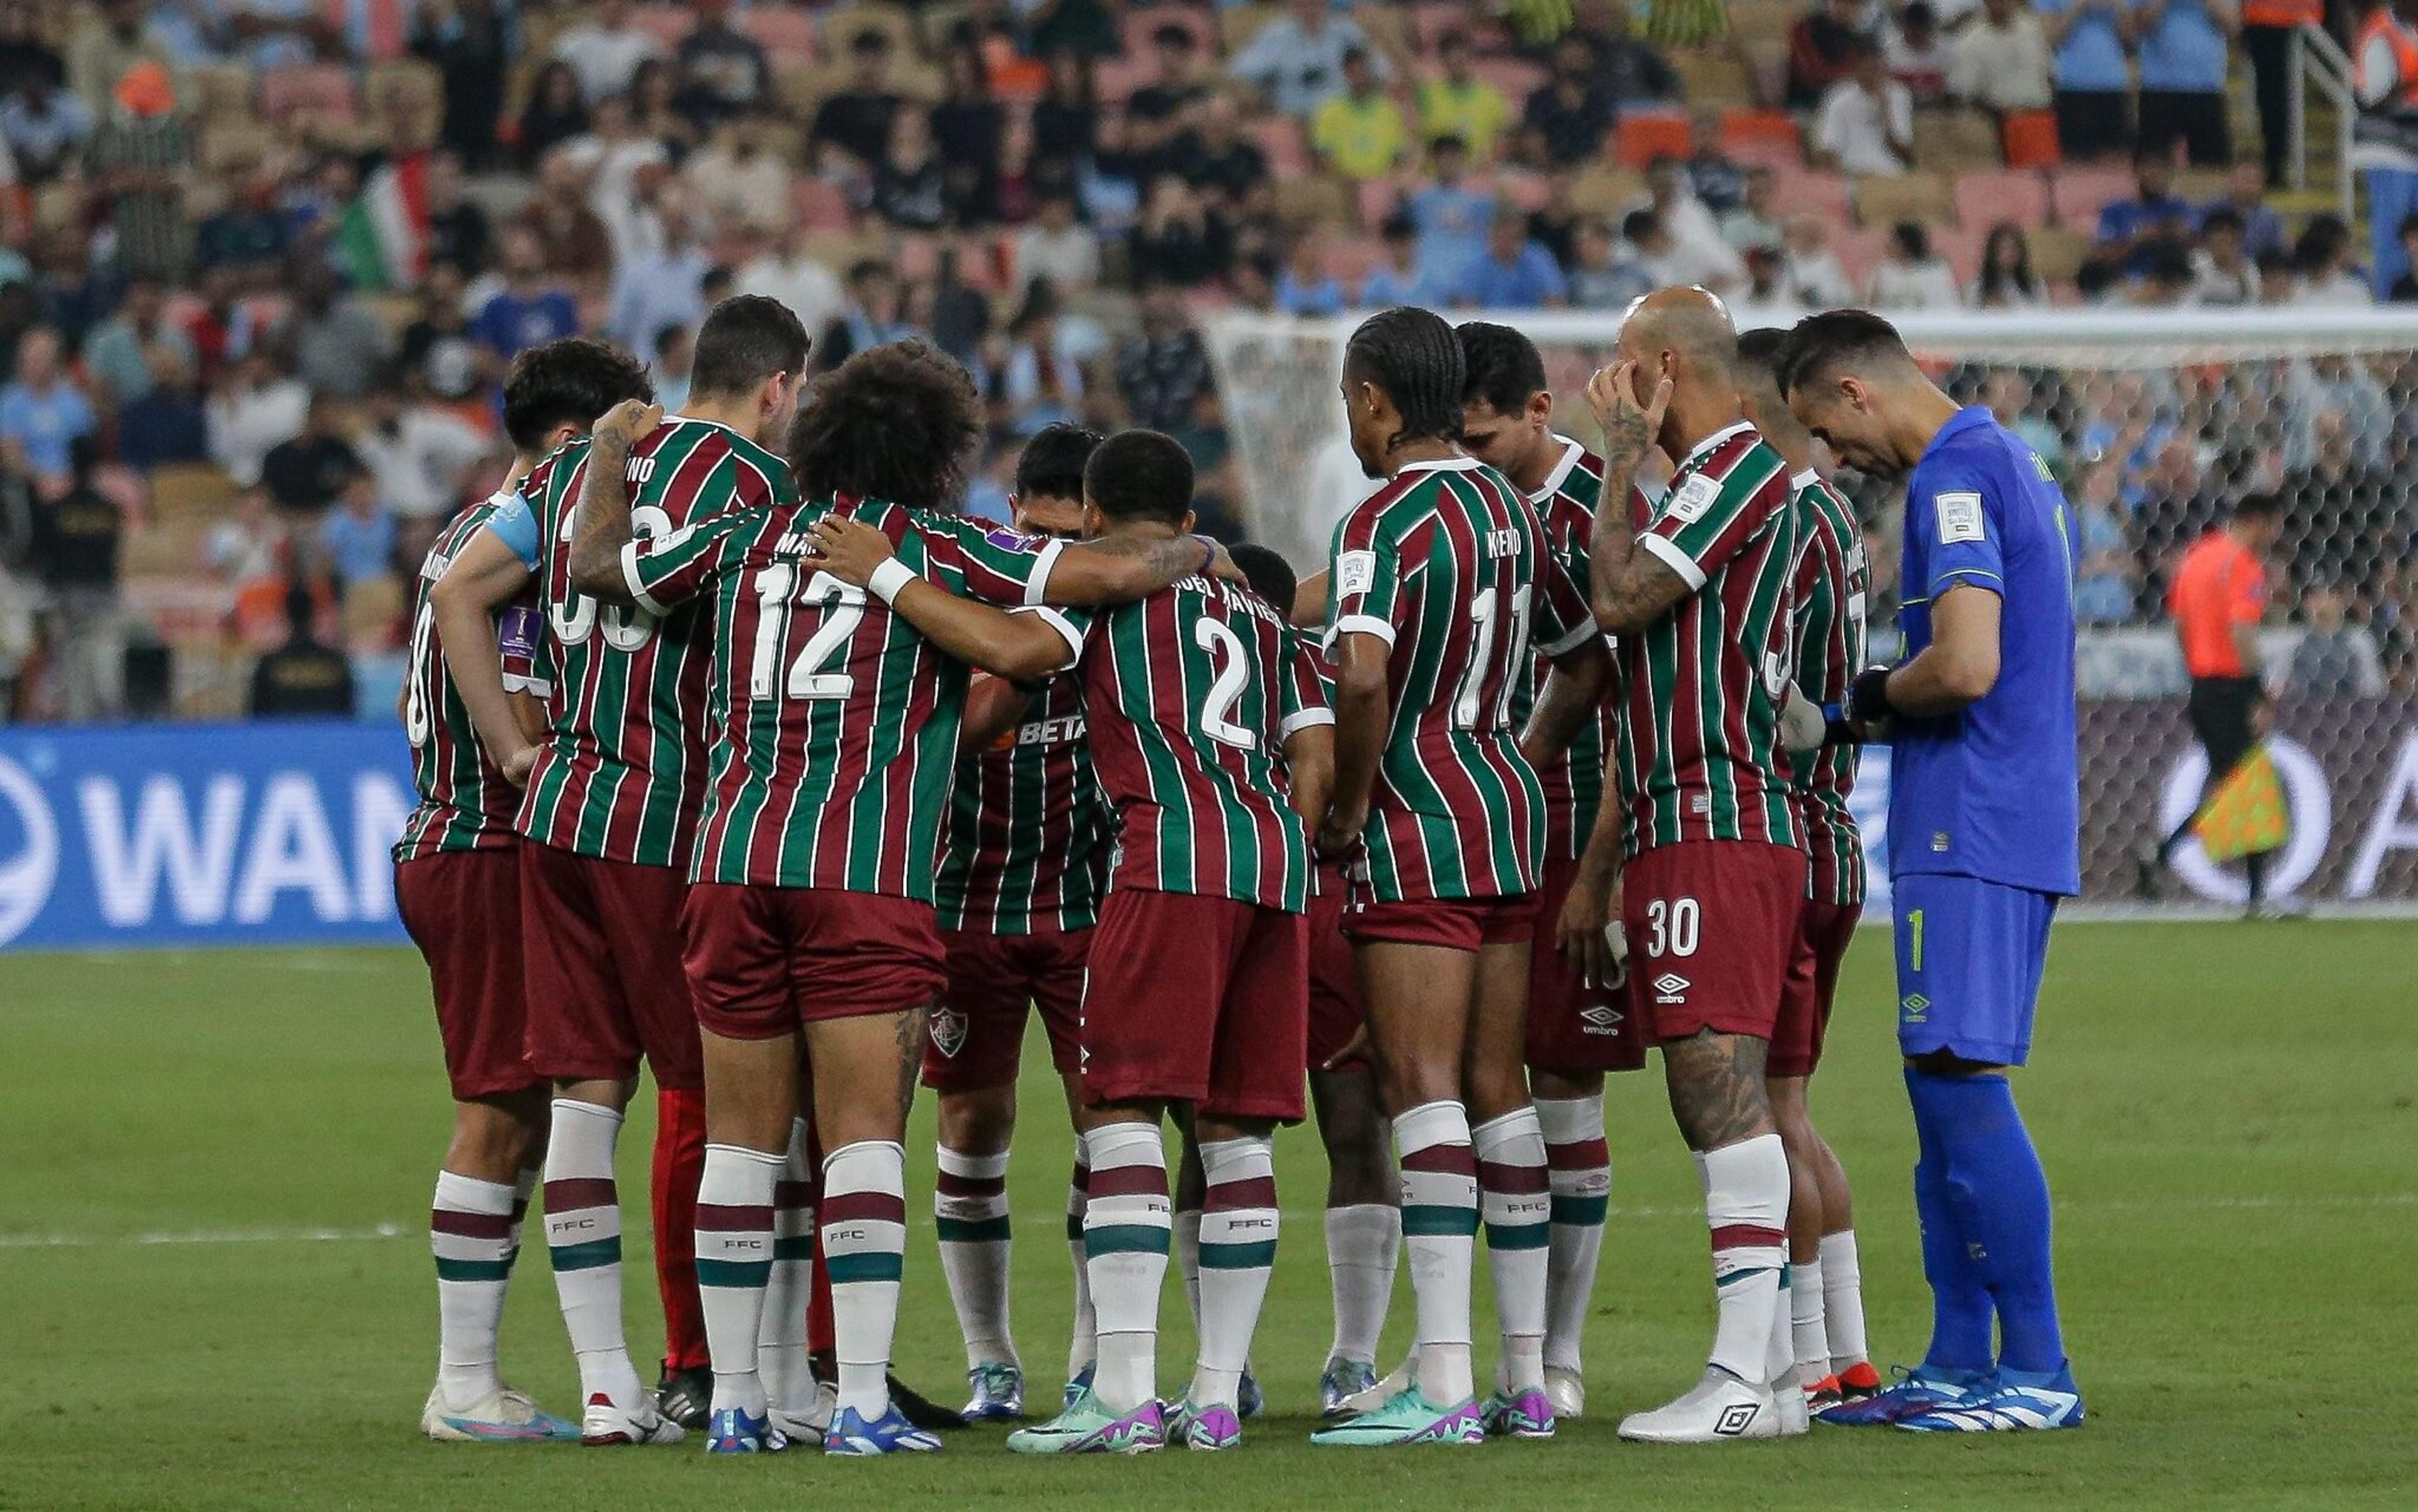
[1344,307,1466,454]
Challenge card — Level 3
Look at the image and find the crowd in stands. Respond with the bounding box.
[0,0,2409,724]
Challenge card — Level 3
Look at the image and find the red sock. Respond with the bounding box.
[652,1084,710,1373]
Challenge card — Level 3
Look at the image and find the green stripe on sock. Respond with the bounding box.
[1550,1194,1608,1226]
[1484,1221,1552,1251]
[1198,1240,1278,1270]
[1402,1203,1479,1237]
[936,1215,1013,1243]
[696,1257,773,1288]
[1716,1265,1778,1288]
[773,1235,815,1261]
[547,1236,621,1272]
[434,1256,513,1282]
[1084,1224,1172,1256]
[824,1251,905,1283]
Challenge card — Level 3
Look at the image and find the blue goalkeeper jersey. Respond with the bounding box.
[1889,406,2081,897]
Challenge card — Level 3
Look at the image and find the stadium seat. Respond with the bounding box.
[186,64,254,120]
[1737,38,1791,108]
[1567,163,1647,217]
[1771,167,1853,223]
[1955,169,2054,231]
[1913,109,2003,172]
[1854,170,1955,228]
[1827,224,1891,290]
[630,6,694,47]
[259,64,356,123]
[1670,48,1754,106]
[1726,0,1802,45]
[1931,221,1990,283]
[1471,57,1547,103]
[2027,224,2091,282]
[1720,108,1801,167]
[2050,165,2137,225]
[2002,108,2061,168]
[1274,173,1353,228]
[1615,111,1693,169]
[1324,235,1388,287]
[824,4,919,64]
[737,7,817,60]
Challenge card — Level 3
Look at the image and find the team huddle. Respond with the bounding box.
[395,287,2085,1458]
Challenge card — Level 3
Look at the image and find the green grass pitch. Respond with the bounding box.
[2,921,2410,1510]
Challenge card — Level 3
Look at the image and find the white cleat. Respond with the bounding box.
[1617,1370,1780,1444]
[769,1381,837,1441]
[421,1382,579,1443]
[1543,1367,1586,1421]
[1773,1366,1809,1436]
[579,1391,688,1446]
[1338,1354,1415,1417]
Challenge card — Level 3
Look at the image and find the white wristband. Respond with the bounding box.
[866,558,920,605]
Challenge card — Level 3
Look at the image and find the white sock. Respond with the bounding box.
[507,1166,538,1268]
[1790,1256,1832,1384]
[1766,1263,1797,1392]
[1535,1094,1610,1376]
[1324,1203,1400,1365]
[1698,1135,1790,1387]
[759,1119,816,1416]
[543,1098,645,1411]
[696,1142,783,1418]
[1066,1156,1096,1382]
[1174,1208,1203,1332]
[1081,1121,1170,1414]
[822,1140,909,1421]
[1393,1100,1477,1406]
[936,1145,1017,1369]
[1472,1106,1550,1392]
[431,1170,514,1406]
[1189,1135,1278,1411]
[1819,1230,1870,1373]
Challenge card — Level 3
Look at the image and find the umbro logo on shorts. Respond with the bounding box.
[1713,1402,1761,1436]
[1579,1003,1625,1036]
[1652,973,1690,1005]
[1900,992,1931,1023]
[929,1008,968,1059]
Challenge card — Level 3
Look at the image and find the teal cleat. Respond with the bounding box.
[1006,1389,1166,1455]
[1308,1386,1484,1447]
[960,1361,1025,1423]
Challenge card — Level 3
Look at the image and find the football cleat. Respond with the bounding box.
[420,1383,579,1442]
[1897,1367,2084,1433]
[1817,1364,1987,1427]
[1805,1373,1844,1415]
[886,1373,963,1433]
[1063,1361,1095,1411]
[1616,1370,1779,1444]
[1319,1357,1378,1418]
[1482,1386,1557,1440]
[1337,1355,1414,1417]
[702,1406,785,1455]
[824,1404,946,1455]
[1237,1367,1264,1419]
[1773,1367,1810,1437]
[582,1392,687,1447]
[1832,1360,1883,1399]
[1176,1399,1242,1451]
[656,1365,712,1432]
[1007,1389,1165,1455]
[1543,1365,1586,1420]
[1309,1387,1484,1447]
[768,1380,836,1443]
[961,1361,1025,1424]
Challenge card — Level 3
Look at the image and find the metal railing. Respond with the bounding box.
[2288,21,2357,220]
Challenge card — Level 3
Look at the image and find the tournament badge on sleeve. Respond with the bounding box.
[2193,744,2290,863]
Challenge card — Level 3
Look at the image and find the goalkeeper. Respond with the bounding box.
[1777,312,2085,1435]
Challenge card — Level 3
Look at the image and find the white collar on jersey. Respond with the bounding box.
[1531,435,1586,503]
[1790,467,1821,491]
[1393,454,1484,475]
[1679,419,1757,471]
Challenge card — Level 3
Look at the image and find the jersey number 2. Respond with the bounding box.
[749,565,865,700]
[1193,618,1258,750]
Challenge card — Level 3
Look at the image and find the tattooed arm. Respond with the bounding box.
[1038,531,1234,606]
[1584,361,1696,637]
[566,399,664,601]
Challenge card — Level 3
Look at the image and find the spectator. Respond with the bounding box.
[630,58,700,158]
[1405,136,1497,293]
[1275,232,1348,315]
[27,438,124,720]
[2041,0,2133,158]
[1730,243,1800,321]
[2095,149,2197,276]
[2191,208,2265,305]
[115,346,210,470]
[1031,51,1100,180]
[810,30,902,176]
[1418,30,1513,162]
[207,351,309,487]
[1621,207,1688,288]
[1165,90,1271,212]
[565,94,670,263]
[2290,214,2372,305]
[474,229,581,365]
[1720,164,1785,253]
[287,263,397,400]
[2288,578,2387,695]
[1865,220,1963,307]
[1569,215,1655,310]
[1633,156,1745,288]
[0,0,64,94]
[511,147,616,285]
[1312,50,1409,182]
[2126,237,2199,304]
[653,324,695,412]
[685,115,794,236]
[319,473,397,586]
[1014,192,1101,297]
[1360,211,1441,307]
[206,486,284,588]
[0,328,96,491]
[2240,0,2320,185]
[933,42,1007,220]
[1521,33,1620,168]
[811,260,916,373]
[67,0,168,118]
[514,61,590,168]
[1887,3,1954,105]
[1783,215,1858,306]
[2199,160,2286,261]
[1969,222,2048,307]
[1585,1,1683,105]
[1686,112,1748,213]
[1948,0,2053,114]
[734,220,845,346]
[2129,0,2235,166]
[1128,174,1234,288]
[413,0,513,169]
[1117,284,1214,431]
[1456,208,1568,309]
[353,379,489,523]
[674,0,772,128]
[1127,22,1215,174]
[2069,450,2141,623]
[399,261,484,402]
[1790,0,1883,108]
[261,393,364,520]
[993,283,1084,435]
[81,278,196,406]
[1230,0,1380,120]
[1814,41,1915,176]
[870,106,950,231]
[3,71,93,183]
[553,0,663,105]
[2390,213,2418,301]
[85,60,188,281]
[421,151,493,276]
[249,584,355,718]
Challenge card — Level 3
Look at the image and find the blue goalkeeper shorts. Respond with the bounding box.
[1893,873,2058,1067]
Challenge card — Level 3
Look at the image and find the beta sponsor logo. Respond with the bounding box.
[1651,972,1691,1005]
[929,1006,968,1059]
[1017,715,1086,747]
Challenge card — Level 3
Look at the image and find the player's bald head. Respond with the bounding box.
[1618,285,1738,388]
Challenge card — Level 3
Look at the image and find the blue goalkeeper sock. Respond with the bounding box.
[1905,1069,1995,1375]
[1917,1070,2067,1375]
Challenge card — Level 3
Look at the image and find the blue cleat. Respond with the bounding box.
[1816,1365,1990,1427]
[1898,1365,2084,1433]
[1063,1361,1095,1411]
[1318,1357,1378,1418]
[1237,1368,1264,1420]
[824,1404,945,1455]
[704,1406,787,1454]
[960,1361,1025,1423]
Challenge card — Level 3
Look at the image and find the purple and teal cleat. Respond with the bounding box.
[1482,1386,1557,1440]
[1308,1387,1485,1447]
[1007,1389,1166,1455]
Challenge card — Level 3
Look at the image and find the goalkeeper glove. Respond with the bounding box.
[1846,665,1898,729]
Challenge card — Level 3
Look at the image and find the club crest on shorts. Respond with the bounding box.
[928,1006,968,1059]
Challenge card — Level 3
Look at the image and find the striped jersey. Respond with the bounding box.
[1045,574,1327,911]
[1613,421,1802,855]
[394,492,533,861]
[1790,470,1869,905]
[497,419,793,868]
[934,673,1110,934]
[1505,437,1615,861]
[622,495,1062,896]
[1325,455,1595,902]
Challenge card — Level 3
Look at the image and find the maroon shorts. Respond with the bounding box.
[1344,890,1535,952]
[519,843,703,1089]
[1080,889,1308,1122]
[1524,849,1650,1076]
[681,884,946,1040]
[921,925,1091,1092]
[1306,863,1369,1073]
[1621,841,1807,1045]
[1771,899,1863,1078]
[397,848,543,1101]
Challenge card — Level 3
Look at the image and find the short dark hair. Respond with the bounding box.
[787,339,984,511]
[1230,542,1297,612]
[1733,326,1790,384]
[1621,207,1660,242]
[502,337,653,455]
[1456,320,1548,417]
[1150,21,1194,48]
[1344,306,1465,448]
[2233,491,2284,523]
[691,295,809,399]
[1083,429,1196,526]
[1014,421,1104,503]
[1776,308,1914,398]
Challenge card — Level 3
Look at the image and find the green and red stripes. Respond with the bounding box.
[540,1176,622,1273]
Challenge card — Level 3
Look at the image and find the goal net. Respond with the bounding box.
[1202,307,2418,916]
